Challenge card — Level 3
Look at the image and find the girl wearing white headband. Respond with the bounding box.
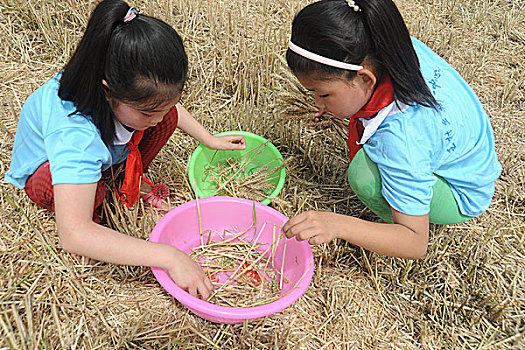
[282,0,501,259]
[5,0,246,299]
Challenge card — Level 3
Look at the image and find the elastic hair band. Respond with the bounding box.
[123,7,140,23]
[288,41,363,71]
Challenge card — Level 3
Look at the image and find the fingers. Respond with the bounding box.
[170,252,214,300]
[188,286,198,298]
[181,273,213,300]
[288,227,325,246]
[191,269,213,300]
[308,235,326,246]
[204,276,213,291]
[311,111,326,129]
[213,135,247,150]
[232,135,246,145]
[282,211,333,246]
[283,221,315,242]
[228,135,246,149]
[282,212,309,238]
[198,277,213,300]
[314,107,326,119]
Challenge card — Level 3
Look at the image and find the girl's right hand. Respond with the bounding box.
[282,210,339,245]
[206,134,246,150]
[313,110,324,123]
[313,105,327,123]
[311,109,332,130]
[166,249,213,300]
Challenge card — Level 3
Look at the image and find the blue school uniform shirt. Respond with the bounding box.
[5,73,131,189]
[362,38,502,217]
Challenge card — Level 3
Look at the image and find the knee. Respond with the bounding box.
[24,162,55,211]
[347,150,382,199]
[348,172,382,200]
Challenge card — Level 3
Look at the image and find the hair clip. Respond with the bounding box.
[346,0,361,12]
[123,7,140,23]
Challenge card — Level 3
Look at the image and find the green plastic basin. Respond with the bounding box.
[188,131,286,205]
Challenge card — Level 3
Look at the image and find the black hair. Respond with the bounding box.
[59,0,188,146]
[286,0,438,110]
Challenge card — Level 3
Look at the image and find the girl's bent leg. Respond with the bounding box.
[24,161,55,211]
[24,161,107,221]
[347,149,472,225]
[428,176,472,224]
[347,149,394,223]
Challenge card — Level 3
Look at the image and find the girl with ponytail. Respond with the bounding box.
[282,0,501,259]
[5,0,246,299]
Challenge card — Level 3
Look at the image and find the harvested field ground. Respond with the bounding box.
[0,0,523,348]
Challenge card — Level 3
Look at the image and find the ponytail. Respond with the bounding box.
[287,0,438,110]
[59,0,188,146]
[59,0,129,146]
[359,0,438,109]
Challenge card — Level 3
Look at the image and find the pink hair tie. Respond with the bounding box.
[288,41,363,71]
[123,7,140,23]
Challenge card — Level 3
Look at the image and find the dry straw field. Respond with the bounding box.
[1,0,524,348]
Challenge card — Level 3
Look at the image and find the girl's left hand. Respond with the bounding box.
[206,135,246,150]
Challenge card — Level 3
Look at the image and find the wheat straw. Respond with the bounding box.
[190,204,290,307]
[202,142,285,203]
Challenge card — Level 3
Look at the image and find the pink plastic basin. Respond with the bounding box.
[149,196,314,324]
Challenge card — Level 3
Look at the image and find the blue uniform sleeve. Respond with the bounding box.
[45,125,111,185]
[364,116,438,216]
[378,162,437,216]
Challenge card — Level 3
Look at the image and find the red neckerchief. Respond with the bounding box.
[348,75,394,160]
[118,106,179,207]
[119,129,145,207]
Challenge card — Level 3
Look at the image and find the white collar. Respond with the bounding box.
[113,119,134,145]
[357,101,409,145]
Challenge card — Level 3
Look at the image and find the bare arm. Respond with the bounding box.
[54,183,213,298]
[175,103,246,150]
[282,208,429,259]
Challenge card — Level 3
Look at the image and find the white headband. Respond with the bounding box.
[288,41,363,71]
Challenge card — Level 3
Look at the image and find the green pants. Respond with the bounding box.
[347,149,472,225]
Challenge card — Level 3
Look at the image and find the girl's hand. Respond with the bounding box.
[282,210,339,245]
[312,103,329,122]
[166,248,213,300]
[206,135,246,150]
[175,104,246,151]
[311,108,333,130]
[313,110,325,123]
